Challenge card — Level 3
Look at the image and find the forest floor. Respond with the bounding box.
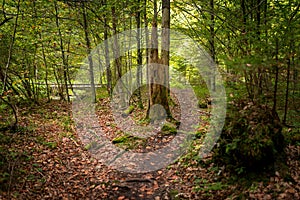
[0,100,299,199]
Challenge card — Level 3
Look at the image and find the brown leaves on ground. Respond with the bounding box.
[0,100,299,199]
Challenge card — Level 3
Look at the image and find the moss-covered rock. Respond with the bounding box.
[214,99,285,172]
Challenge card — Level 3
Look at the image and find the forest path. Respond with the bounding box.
[0,100,299,199]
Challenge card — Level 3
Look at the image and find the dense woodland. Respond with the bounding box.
[0,0,299,199]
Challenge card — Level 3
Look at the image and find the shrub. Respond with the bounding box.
[214,99,285,172]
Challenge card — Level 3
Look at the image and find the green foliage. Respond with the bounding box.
[192,85,209,100]
[96,87,109,99]
[214,99,285,172]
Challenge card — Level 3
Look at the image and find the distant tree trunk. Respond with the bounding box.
[40,38,50,102]
[111,6,121,78]
[82,1,96,103]
[283,58,290,124]
[209,0,216,91]
[103,1,112,96]
[273,39,279,114]
[136,0,143,108]
[53,64,64,100]
[144,0,149,80]
[111,5,125,107]
[65,33,75,98]
[35,0,51,103]
[54,1,69,102]
[127,17,133,94]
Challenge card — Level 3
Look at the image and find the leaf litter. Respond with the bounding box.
[0,99,299,199]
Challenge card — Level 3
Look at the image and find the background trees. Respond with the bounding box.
[0,1,299,199]
[0,0,299,170]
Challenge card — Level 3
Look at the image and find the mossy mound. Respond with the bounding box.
[214,100,285,172]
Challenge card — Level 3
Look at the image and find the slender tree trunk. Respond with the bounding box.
[144,0,149,83]
[161,0,171,109]
[66,34,75,97]
[40,37,50,102]
[103,13,112,96]
[136,0,143,108]
[1,0,20,128]
[54,1,69,101]
[128,17,133,94]
[82,1,96,103]
[111,6,121,78]
[283,58,290,124]
[273,39,279,114]
[209,0,216,91]
[33,0,50,102]
[111,5,125,107]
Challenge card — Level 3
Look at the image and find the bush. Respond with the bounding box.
[214,99,285,172]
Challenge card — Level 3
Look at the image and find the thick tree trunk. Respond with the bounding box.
[146,0,171,120]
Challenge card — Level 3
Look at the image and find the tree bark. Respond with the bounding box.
[112,5,125,108]
[136,0,143,108]
[103,0,112,96]
[54,1,69,101]
[82,1,96,103]
[146,0,171,120]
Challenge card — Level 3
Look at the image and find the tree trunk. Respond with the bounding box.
[1,0,20,128]
[160,0,171,113]
[103,0,112,96]
[209,0,216,91]
[54,1,69,102]
[283,58,290,124]
[136,0,143,108]
[146,0,171,120]
[82,1,96,103]
[144,0,149,83]
[273,39,279,114]
[111,5,125,108]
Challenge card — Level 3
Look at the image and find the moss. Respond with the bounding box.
[161,122,177,135]
[122,105,135,116]
[112,135,131,144]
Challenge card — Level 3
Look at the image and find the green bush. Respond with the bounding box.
[214,99,285,172]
